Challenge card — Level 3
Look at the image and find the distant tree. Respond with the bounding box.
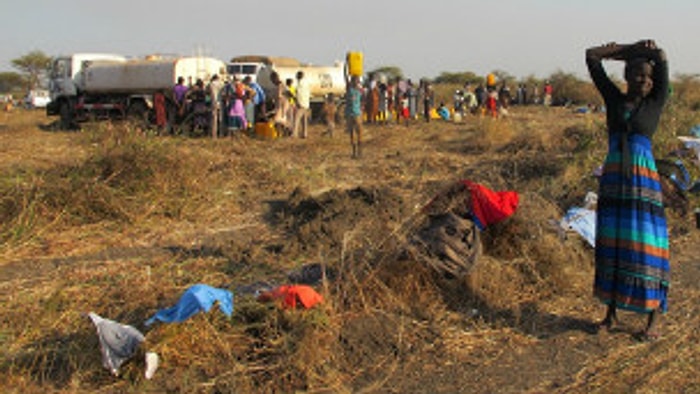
[369,66,403,81]
[547,70,596,105]
[0,72,25,93]
[11,50,52,90]
[490,70,516,86]
[434,71,482,85]
[671,73,700,109]
[520,74,542,88]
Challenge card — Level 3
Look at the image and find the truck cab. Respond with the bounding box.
[47,53,126,116]
[226,62,264,83]
[24,89,51,109]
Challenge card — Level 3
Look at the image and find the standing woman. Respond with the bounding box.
[586,40,670,340]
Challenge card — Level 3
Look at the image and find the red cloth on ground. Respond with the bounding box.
[262,285,323,309]
[461,180,519,229]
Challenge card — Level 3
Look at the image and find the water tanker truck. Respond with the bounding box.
[228,55,347,121]
[47,53,226,129]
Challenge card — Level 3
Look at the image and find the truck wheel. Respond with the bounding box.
[59,100,73,130]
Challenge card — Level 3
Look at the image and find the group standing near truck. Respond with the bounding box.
[45,52,352,138]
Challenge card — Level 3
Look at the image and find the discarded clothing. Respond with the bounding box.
[145,284,234,326]
[689,124,700,138]
[144,351,159,380]
[258,285,323,309]
[88,312,145,376]
[560,207,596,247]
[678,136,700,163]
[461,180,519,230]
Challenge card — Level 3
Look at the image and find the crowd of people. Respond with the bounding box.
[160,66,563,140]
[154,73,272,138]
[339,74,557,126]
[160,68,562,140]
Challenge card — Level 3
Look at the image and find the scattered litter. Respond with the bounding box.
[689,124,700,138]
[234,280,276,297]
[462,180,519,230]
[145,284,233,326]
[560,207,596,247]
[424,180,519,231]
[678,136,700,164]
[87,312,145,377]
[412,212,481,276]
[557,192,597,247]
[258,285,323,309]
[144,351,159,380]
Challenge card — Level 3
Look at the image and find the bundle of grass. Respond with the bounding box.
[478,192,592,297]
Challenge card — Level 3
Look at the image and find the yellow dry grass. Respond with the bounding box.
[1,104,699,393]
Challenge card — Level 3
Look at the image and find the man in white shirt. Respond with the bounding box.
[208,74,224,138]
[293,71,311,138]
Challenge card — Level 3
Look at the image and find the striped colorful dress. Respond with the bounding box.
[587,55,670,313]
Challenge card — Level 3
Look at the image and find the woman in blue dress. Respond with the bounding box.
[586,40,670,340]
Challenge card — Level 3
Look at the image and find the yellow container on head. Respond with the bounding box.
[347,52,363,77]
[487,73,496,87]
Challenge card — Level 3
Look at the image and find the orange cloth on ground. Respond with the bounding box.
[263,285,323,309]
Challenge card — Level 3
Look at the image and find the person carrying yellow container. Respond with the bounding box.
[346,51,363,77]
[345,75,364,159]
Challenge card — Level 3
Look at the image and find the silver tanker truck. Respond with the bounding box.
[47,53,226,130]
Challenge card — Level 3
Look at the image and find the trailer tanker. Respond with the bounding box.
[255,61,347,121]
[47,53,226,130]
[80,57,225,94]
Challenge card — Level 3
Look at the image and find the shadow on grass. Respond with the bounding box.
[437,277,599,338]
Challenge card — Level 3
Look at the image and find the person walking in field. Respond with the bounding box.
[223,77,248,133]
[378,82,388,125]
[543,81,553,106]
[244,75,266,123]
[407,79,418,121]
[322,93,337,137]
[285,78,297,136]
[586,39,670,341]
[364,75,379,124]
[345,75,363,158]
[173,76,188,125]
[292,71,311,138]
[422,80,435,123]
[270,72,291,135]
[208,74,223,138]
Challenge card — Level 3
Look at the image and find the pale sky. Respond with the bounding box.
[2,0,699,80]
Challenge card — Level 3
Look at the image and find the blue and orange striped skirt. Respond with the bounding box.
[594,133,670,313]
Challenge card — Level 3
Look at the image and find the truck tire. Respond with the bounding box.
[59,100,73,131]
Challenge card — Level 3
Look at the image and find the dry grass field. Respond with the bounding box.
[1,103,700,393]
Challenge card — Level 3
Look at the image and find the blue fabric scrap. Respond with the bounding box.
[145,284,234,326]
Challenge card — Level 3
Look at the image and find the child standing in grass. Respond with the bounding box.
[322,93,337,137]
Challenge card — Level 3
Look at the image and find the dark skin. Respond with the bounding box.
[586,39,666,340]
